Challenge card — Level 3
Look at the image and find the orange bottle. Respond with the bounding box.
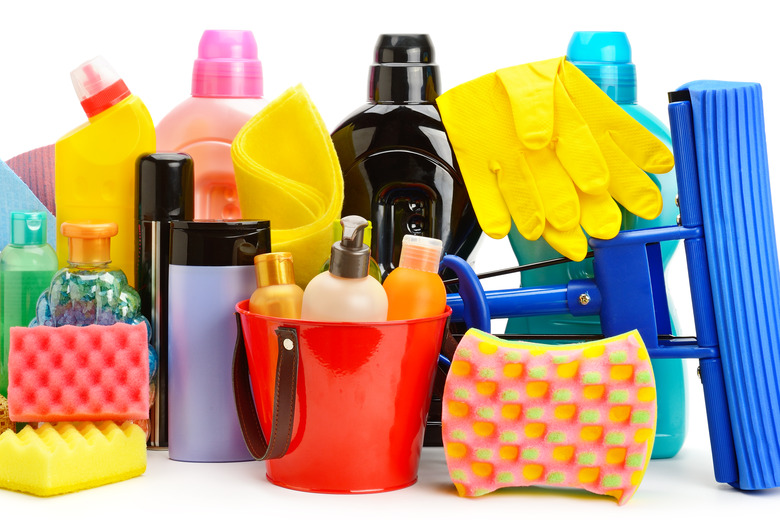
[383,235,445,320]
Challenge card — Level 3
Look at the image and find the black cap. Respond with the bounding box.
[169,220,271,267]
[138,153,195,221]
[368,34,440,104]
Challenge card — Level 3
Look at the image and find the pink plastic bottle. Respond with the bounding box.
[156,30,267,220]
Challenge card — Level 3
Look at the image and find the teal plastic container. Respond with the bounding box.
[506,31,686,459]
[0,212,58,397]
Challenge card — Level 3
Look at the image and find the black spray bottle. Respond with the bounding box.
[331,34,481,280]
[136,153,194,448]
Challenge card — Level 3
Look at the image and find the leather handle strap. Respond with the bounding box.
[232,313,299,460]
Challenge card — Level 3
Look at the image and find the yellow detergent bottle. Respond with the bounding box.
[55,56,155,287]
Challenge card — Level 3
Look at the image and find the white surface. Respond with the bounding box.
[2,0,780,514]
[2,389,779,518]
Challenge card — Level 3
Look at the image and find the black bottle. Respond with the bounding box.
[331,34,481,447]
[331,34,481,280]
[136,153,194,449]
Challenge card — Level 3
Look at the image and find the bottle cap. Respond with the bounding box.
[169,220,271,267]
[330,215,370,278]
[192,30,264,98]
[71,56,131,118]
[398,234,442,273]
[368,34,439,103]
[254,252,296,288]
[10,211,48,246]
[566,31,637,104]
[138,153,195,222]
[61,221,118,265]
[331,217,372,246]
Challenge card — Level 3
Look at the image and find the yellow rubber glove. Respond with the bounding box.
[437,57,674,261]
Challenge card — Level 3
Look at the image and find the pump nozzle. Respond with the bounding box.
[340,215,368,249]
[330,215,371,278]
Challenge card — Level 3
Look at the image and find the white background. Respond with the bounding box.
[2,0,780,516]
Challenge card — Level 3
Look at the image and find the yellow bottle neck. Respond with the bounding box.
[87,94,137,123]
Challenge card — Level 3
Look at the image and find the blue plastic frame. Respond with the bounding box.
[443,81,780,491]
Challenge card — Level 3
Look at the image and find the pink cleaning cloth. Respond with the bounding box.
[7,323,149,423]
[443,328,657,505]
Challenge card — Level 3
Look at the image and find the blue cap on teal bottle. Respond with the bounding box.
[567,31,636,104]
[10,211,47,246]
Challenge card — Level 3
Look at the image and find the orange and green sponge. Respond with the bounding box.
[443,328,657,505]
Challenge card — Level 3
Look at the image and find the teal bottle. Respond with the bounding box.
[506,31,686,459]
[0,212,59,396]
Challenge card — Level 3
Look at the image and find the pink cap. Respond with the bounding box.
[192,30,263,98]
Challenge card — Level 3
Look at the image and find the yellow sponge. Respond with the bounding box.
[0,421,146,496]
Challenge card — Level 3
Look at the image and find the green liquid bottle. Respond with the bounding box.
[0,211,58,396]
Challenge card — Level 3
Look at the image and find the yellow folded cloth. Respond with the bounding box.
[232,84,344,286]
[0,421,146,496]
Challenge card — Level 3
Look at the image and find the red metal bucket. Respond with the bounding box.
[233,299,451,493]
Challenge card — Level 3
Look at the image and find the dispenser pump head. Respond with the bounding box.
[330,216,371,278]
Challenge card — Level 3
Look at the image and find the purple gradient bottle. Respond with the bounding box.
[167,220,270,462]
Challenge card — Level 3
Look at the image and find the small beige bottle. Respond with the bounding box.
[301,216,388,322]
[249,252,304,319]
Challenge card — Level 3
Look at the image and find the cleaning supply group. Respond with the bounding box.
[0,29,688,502]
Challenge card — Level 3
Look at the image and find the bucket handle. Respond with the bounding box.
[232,313,299,460]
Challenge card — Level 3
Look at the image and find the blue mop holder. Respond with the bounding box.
[445,80,780,490]
[446,226,719,363]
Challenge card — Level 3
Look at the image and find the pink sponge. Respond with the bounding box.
[443,329,657,505]
[7,323,149,423]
